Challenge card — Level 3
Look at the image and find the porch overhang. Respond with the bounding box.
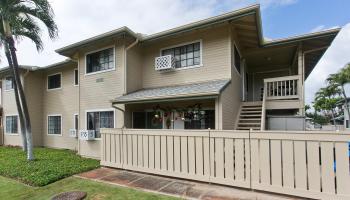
[112,79,230,104]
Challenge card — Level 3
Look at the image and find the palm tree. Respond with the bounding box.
[0,16,44,151]
[315,85,341,128]
[0,0,58,160]
[327,64,350,121]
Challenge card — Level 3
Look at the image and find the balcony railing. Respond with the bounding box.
[155,55,175,71]
[264,75,301,100]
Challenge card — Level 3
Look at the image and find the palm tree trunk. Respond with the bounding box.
[4,46,27,151]
[7,36,34,160]
[330,109,337,130]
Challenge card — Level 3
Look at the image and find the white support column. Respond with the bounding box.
[297,44,305,115]
[215,97,222,130]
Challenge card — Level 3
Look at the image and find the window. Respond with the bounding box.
[48,115,62,135]
[6,115,18,134]
[234,45,241,74]
[87,111,114,138]
[161,41,201,69]
[5,76,14,90]
[47,73,61,90]
[132,112,163,129]
[74,114,79,130]
[346,120,349,129]
[86,48,114,74]
[74,69,79,86]
[184,110,215,129]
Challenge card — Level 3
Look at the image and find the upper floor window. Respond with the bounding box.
[5,115,18,134]
[47,73,61,90]
[234,45,241,74]
[161,41,201,69]
[5,76,14,90]
[86,48,115,74]
[74,69,79,86]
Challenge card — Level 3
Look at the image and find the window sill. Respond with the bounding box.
[85,68,116,76]
[47,133,62,136]
[47,87,62,91]
[5,133,19,136]
[4,89,14,92]
[161,64,203,72]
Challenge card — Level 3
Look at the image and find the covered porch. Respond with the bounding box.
[113,79,230,130]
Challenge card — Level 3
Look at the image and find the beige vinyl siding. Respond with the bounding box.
[42,64,78,150]
[220,81,241,130]
[141,25,231,88]
[78,43,125,159]
[24,71,44,146]
[2,73,23,146]
[126,45,142,93]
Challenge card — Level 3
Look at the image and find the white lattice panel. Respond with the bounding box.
[155,55,175,71]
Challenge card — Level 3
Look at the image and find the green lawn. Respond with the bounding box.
[0,176,178,200]
[0,146,100,186]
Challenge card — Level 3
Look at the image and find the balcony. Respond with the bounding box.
[264,75,301,100]
[155,55,175,71]
[262,75,302,111]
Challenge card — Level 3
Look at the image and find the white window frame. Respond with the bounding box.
[47,72,62,91]
[74,69,79,86]
[85,45,116,76]
[74,113,79,130]
[4,76,14,92]
[5,114,19,135]
[85,108,115,140]
[47,114,62,136]
[159,39,203,71]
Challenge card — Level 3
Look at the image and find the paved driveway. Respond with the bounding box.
[77,168,303,200]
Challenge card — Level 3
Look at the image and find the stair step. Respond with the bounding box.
[241,107,262,110]
[241,101,263,107]
[238,122,261,126]
[241,110,262,114]
[240,118,261,121]
[240,114,261,116]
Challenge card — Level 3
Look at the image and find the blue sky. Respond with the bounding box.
[259,0,350,38]
[1,0,349,105]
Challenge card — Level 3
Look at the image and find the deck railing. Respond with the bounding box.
[101,128,350,200]
[264,75,301,100]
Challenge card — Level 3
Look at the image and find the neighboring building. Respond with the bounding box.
[342,98,350,130]
[0,5,340,158]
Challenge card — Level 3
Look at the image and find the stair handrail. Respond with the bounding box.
[260,82,267,130]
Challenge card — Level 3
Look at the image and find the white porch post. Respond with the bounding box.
[215,97,222,130]
[297,44,305,115]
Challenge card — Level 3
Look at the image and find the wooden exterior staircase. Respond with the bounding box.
[236,101,263,130]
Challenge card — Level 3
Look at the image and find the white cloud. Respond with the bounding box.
[310,25,326,33]
[0,0,299,68]
[310,25,340,33]
[305,23,350,105]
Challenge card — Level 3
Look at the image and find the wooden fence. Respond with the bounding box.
[101,129,350,200]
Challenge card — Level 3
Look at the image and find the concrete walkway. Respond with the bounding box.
[77,168,303,200]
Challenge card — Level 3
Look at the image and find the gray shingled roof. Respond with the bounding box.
[113,79,230,104]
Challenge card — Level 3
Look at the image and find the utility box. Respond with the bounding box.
[267,115,305,131]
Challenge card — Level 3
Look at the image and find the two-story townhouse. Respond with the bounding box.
[0,5,340,159]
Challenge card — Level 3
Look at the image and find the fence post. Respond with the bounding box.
[208,128,212,184]
[249,128,253,189]
[121,128,124,169]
